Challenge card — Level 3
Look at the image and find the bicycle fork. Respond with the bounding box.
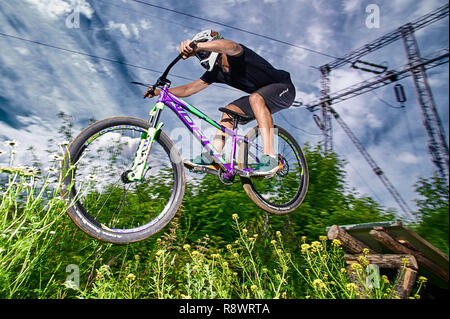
[124,93,166,183]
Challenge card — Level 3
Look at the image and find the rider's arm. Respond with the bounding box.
[179,39,243,59]
[196,39,243,56]
[149,78,210,98]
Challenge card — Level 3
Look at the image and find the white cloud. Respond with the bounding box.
[107,21,132,39]
[366,113,382,129]
[107,21,143,39]
[130,24,140,39]
[140,19,151,31]
[305,23,331,49]
[343,0,360,12]
[396,152,419,164]
[24,0,93,20]
[14,47,30,56]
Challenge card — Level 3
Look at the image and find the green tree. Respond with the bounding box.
[412,174,449,256]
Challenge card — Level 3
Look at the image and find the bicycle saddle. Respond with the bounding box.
[218,107,254,125]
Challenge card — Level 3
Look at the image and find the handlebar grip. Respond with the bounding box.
[189,41,198,49]
[144,86,155,99]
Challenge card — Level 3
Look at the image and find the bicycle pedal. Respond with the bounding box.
[183,161,219,175]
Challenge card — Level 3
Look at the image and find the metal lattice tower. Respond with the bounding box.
[300,4,449,215]
[400,24,449,179]
[312,3,449,177]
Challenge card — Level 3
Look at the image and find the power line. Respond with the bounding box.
[96,0,203,32]
[129,0,339,60]
[0,31,240,93]
[96,0,321,75]
[278,113,322,136]
[0,32,181,77]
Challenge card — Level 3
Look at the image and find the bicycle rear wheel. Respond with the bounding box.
[61,117,185,244]
[238,125,308,215]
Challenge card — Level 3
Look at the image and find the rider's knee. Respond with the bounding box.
[249,93,264,106]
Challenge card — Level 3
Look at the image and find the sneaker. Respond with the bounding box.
[251,154,283,177]
[192,152,215,165]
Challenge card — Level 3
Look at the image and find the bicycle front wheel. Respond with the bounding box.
[61,117,185,244]
[238,125,309,215]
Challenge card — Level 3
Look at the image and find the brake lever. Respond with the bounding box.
[131,81,153,88]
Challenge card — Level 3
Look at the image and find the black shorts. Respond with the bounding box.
[229,82,296,118]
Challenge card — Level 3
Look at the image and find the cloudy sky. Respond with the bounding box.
[0,0,448,218]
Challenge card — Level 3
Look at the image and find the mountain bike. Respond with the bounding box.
[61,45,309,244]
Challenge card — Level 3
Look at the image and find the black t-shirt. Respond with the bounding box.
[200,44,291,94]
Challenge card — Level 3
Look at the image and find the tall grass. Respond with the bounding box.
[0,145,427,299]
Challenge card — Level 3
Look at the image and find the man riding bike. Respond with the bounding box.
[146,30,296,176]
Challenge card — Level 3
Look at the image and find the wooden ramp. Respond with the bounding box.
[327,220,449,298]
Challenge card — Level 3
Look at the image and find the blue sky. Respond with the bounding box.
[0,0,448,217]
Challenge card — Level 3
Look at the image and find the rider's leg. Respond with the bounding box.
[212,104,246,153]
[248,93,275,157]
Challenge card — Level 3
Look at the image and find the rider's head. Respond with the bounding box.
[191,30,223,71]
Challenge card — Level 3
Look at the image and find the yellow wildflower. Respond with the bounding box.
[232,214,239,220]
[331,239,341,247]
[346,283,358,291]
[126,273,136,281]
[301,244,310,254]
[319,236,328,241]
[357,255,370,267]
[311,241,322,249]
[350,263,363,272]
[312,279,326,290]
[401,258,410,267]
[155,249,165,256]
[417,276,428,284]
[362,248,370,255]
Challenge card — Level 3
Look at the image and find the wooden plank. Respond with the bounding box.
[400,227,449,262]
[394,267,418,299]
[344,253,418,270]
[327,225,373,254]
[370,229,449,282]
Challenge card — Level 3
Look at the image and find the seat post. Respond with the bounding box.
[232,117,239,130]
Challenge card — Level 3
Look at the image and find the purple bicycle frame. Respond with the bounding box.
[154,85,261,178]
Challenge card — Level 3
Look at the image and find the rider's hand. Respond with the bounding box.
[144,87,160,99]
[179,40,197,60]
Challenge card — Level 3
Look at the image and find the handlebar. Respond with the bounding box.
[143,41,197,99]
